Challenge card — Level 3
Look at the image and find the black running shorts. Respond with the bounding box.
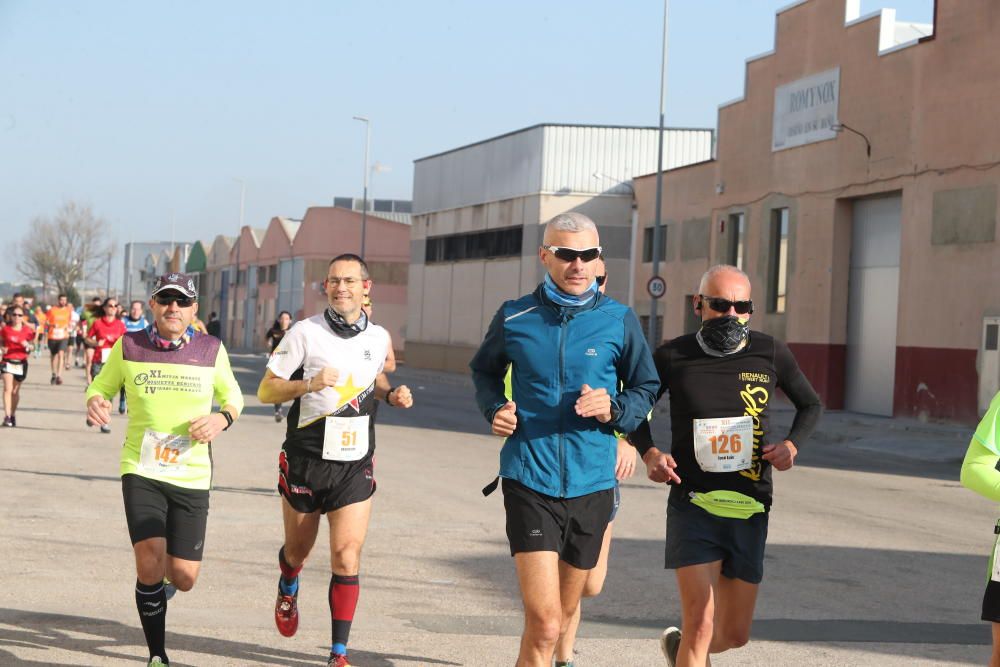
[502,478,614,570]
[47,338,68,355]
[1,358,27,382]
[121,473,210,561]
[664,499,769,584]
[277,449,376,514]
[983,532,1000,622]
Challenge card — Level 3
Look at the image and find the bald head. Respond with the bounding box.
[695,264,753,323]
[698,265,750,296]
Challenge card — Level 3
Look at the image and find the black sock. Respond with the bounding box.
[135,579,168,662]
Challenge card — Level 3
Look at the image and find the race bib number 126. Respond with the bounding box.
[692,416,753,473]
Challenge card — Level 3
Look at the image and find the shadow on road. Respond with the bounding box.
[0,468,276,497]
[424,536,990,652]
[0,608,461,666]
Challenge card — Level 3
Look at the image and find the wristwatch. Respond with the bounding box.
[219,410,234,431]
[609,400,622,424]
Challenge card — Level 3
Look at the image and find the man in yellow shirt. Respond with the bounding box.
[86,273,243,667]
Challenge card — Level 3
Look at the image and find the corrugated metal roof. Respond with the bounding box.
[413,124,713,215]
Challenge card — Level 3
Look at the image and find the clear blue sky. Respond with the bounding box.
[0,0,933,287]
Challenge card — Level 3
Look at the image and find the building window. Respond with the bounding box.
[767,208,789,313]
[257,266,268,284]
[268,264,277,284]
[639,315,664,343]
[642,226,667,263]
[425,226,523,264]
[727,213,745,270]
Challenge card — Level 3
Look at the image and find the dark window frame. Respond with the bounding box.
[425,226,523,264]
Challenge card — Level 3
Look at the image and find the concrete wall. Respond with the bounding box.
[632,0,1000,423]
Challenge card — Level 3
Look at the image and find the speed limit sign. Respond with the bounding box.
[647,276,666,299]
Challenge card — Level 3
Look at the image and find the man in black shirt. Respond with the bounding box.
[630,265,822,667]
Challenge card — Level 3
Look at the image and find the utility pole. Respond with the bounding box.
[353,116,371,258]
[647,0,670,347]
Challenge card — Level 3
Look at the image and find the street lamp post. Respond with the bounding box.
[233,178,245,347]
[352,116,370,259]
[648,0,670,348]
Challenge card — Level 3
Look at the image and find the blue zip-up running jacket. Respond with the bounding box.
[470,285,659,498]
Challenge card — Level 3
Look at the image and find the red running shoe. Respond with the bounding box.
[274,590,299,637]
[328,654,352,667]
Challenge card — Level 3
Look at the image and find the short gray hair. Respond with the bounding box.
[698,264,750,294]
[544,212,598,237]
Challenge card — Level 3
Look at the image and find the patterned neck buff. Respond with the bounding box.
[146,323,191,350]
[324,307,368,339]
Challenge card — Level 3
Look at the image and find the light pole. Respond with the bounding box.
[648,0,670,348]
[233,178,245,347]
[352,115,370,259]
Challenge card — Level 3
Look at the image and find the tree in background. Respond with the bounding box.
[17,202,113,299]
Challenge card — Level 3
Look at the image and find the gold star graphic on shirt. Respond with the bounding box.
[333,373,366,411]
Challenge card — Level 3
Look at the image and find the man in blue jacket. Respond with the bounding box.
[470,212,659,667]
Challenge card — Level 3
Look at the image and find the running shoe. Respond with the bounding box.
[327,654,351,667]
[50,374,56,385]
[2,416,12,427]
[118,400,127,414]
[274,408,284,423]
[275,589,299,637]
[660,626,681,666]
[100,424,111,434]
[10,415,15,427]
[148,657,168,666]
[55,376,63,385]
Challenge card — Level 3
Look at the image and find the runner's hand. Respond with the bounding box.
[308,367,340,392]
[189,413,227,443]
[762,440,797,471]
[642,447,682,484]
[87,395,112,426]
[575,384,612,423]
[389,385,413,408]
[615,439,636,480]
[492,401,517,436]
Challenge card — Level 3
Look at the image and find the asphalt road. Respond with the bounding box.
[0,353,994,666]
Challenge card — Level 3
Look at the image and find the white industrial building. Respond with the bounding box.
[406,123,713,372]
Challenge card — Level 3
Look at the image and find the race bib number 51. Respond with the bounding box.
[693,416,753,473]
[322,415,370,462]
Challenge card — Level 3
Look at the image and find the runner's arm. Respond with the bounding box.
[774,340,823,448]
[212,343,244,421]
[383,335,397,373]
[469,308,511,424]
[258,322,309,404]
[625,343,671,456]
[961,438,1000,502]
[611,310,660,433]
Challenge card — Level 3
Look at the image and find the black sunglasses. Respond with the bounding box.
[154,295,196,308]
[541,245,603,263]
[700,295,754,315]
